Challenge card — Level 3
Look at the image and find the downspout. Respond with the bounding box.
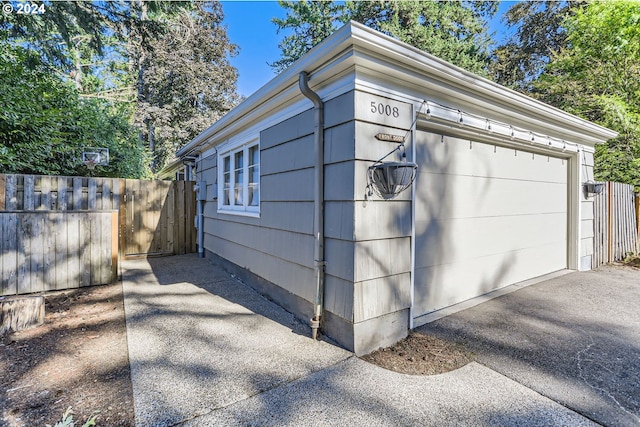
[195,155,205,258]
[299,71,325,340]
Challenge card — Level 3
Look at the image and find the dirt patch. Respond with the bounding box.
[0,283,134,427]
[361,331,474,375]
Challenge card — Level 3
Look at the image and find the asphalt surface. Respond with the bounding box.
[418,265,640,427]
[121,254,624,427]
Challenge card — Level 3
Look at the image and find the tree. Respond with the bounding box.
[534,1,640,185]
[1,1,240,175]
[270,0,345,72]
[0,41,149,177]
[347,1,497,76]
[137,2,240,170]
[489,1,582,92]
[271,1,497,76]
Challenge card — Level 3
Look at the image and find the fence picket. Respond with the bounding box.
[0,174,5,210]
[1,213,18,294]
[24,175,35,210]
[39,176,51,210]
[593,181,637,267]
[72,177,83,209]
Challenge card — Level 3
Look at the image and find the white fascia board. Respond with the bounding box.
[177,26,358,158]
[346,22,618,145]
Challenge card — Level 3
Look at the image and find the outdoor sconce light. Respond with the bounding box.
[583,181,605,196]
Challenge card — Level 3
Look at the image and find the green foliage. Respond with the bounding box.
[489,1,582,91]
[271,1,496,75]
[347,1,497,76]
[46,407,96,427]
[270,0,344,72]
[0,41,150,178]
[534,1,640,186]
[137,1,240,170]
[0,0,239,176]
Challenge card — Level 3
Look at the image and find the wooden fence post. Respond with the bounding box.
[0,174,5,210]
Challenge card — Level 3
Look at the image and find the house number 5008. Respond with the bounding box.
[370,101,399,118]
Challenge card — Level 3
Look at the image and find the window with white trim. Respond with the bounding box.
[218,140,260,215]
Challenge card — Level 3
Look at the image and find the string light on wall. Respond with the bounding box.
[416,99,581,154]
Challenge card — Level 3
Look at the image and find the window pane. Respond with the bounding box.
[249,165,259,184]
[249,145,259,166]
[223,189,230,205]
[235,151,244,169]
[234,186,243,205]
[224,156,230,173]
[249,185,259,206]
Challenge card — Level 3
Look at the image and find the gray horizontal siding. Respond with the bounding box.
[261,109,314,150]
[324,122,355,164]
[203,218,314,269]
[261,201,314,234]
[354,200,411,241]
[353,272,411,323]
[354,121,414,162]
[324,238,355,282]
[324,274,354,321]
[261,168,315,202]
[199,153,217,173]
[325,201,355,240]
[325,91,355,129]
[354,237,411,283]
[324,162,355,201]
[203,201,314,235]
[204,234,315,302]
[261,134,315,176]
[196,90,360,324]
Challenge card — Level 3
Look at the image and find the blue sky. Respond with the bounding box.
[222,1,518,98]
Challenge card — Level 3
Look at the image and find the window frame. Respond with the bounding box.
[217,138,260,217]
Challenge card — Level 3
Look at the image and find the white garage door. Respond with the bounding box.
[413,131,568,320]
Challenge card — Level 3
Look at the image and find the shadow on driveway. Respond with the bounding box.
[417,266,640,427]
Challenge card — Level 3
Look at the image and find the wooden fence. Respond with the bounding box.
[0,174,196,296]
[0,211,117,296]
[121,179,196,257]
[0,174,196,258]
[0,174,120,211]
[593,182,638,267]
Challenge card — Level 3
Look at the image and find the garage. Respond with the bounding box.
[170,21,617,354]
[413,131,569,320]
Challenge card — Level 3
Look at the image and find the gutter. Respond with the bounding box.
[298,71,326,340]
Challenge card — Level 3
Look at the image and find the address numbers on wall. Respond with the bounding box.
[355,92,412,129]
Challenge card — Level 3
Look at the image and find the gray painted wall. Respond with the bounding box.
[197,91,363,351]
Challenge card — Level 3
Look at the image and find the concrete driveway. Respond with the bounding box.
[418,266,640,427]
[122,254,597,427]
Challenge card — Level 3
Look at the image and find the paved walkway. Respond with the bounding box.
[122,254,597,427]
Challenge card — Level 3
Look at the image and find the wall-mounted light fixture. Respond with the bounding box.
[583,181,605,196]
